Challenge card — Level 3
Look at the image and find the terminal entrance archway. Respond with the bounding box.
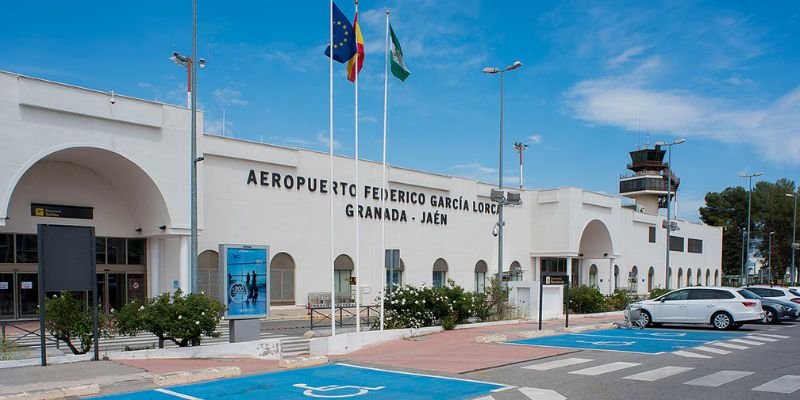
[270,252,296,305]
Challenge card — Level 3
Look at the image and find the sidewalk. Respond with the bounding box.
[0,313,620,398]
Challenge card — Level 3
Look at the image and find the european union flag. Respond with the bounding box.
[324,2,357,63]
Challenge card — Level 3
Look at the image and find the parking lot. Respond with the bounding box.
[94,364,512,400]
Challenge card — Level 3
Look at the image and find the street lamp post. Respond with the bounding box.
[656,139,685,290]
[768,231,775,283]
[788,193,797,284]
[741,228,747,285]
[739,172,763,287]
[483,61,522,286]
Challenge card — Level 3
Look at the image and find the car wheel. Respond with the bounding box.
[640,310,653,327]
[764,308,777,325]
[711,311,733,330]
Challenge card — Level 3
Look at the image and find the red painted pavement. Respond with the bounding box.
[333,323,580,374]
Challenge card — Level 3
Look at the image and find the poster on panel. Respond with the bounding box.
[220,244,269,319]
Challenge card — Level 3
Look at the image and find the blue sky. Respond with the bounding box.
[1,1,799,221]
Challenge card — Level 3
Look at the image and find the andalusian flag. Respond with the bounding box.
[346,11,365,82]
[389,24,410,81]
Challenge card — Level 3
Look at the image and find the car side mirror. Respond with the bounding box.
[660,298,666,303]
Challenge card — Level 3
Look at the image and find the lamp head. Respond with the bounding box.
[787,193,795,198]
[482,67,500,74]
[674,138,686,144]
[507,61,523,71]
[754,172,764,177]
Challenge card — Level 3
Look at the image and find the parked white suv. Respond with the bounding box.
[638,287,764,330]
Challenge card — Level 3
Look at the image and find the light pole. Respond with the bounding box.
[739,172,763,287]
[169,0,205,293]
[741,228,747,285]
[483,61,523,286]
[656,139,685,290]
[787,193,797,284]
[768,231,775,284]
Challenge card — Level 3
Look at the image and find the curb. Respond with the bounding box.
[152,366,241,387]
[475,334,508,343]
[0,384,99,400]
[279,356,328,369]
[516,323,615,340]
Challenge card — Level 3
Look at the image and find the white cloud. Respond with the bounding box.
[564,59,800,165]
[608,45,651,68]
[281,131,342,151]
[528,134,543,144]
[451,162,497,175]
[205,115,234,137]
[213,88,249,106]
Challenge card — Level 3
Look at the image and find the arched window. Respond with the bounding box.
[629,266,639,292]
[198,250,219,299]
[432,258,448,288]
[334,254,354,300]
[509,261,522,281]
[475,260,488,293]
[677,268,683,288]
[668,267,672,289]
[271,252,296,305]
[589,264,598,287]
[614,265,620,290]
[714,269,719,286]
[697,269,702,286]
[647,267,655,292]
[687,268,693,286]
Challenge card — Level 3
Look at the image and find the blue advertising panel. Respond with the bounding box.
[220,244,269,319]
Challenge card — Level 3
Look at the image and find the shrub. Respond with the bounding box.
[605,289,633,311]
[44,292,110,355]
[114,289,225,347]
[648,287,671,300]
[567,285,607,314]
[376,280,495,330]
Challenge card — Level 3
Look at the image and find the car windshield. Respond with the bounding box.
[738,289,761,299]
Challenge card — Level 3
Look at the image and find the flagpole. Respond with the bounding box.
[329,0,336,337]
[353,0,361,334]
[380,9,390,332]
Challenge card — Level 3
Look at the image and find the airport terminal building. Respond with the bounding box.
[0,71,723,318]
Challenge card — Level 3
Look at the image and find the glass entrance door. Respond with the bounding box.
[17,273,38,318]
[0,273,13,319]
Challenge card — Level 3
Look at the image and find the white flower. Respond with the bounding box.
[139,305,145,311]
[52,294,58,298]
[178,315,182,320]
[201,312,206,316]
[110,308,115,313]
[195,321,200,325]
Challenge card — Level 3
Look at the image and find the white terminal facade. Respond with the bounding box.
[0,71,723,318]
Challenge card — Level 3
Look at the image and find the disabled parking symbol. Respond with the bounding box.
[575,340,635,346]
[293,384,386,398]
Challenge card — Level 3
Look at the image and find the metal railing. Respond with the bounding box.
[1,319,60,349]
[309,305,381,331]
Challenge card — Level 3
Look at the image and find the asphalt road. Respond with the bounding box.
[468,322,800,400]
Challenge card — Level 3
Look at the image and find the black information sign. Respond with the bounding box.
[545,275,569,285]
[31,203,93,220]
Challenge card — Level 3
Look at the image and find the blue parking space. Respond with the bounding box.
[506,328,744,354]
[95,364,510,400]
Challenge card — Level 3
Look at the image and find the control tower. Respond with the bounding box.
[619,145,679,215]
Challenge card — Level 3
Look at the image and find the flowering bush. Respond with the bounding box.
[376,280,489,330]
[44,292,111,355]
[114,289,225,347]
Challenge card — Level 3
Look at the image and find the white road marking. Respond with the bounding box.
[684,371,754,387]
[693,346,731,355]
[744,335,778,342]
[523,358,593,371]
[728,338,764,346]
[709,342,748,350]
[154,389,204,400]
[336,363,515,391]
[518,387,567,400]
[623,366,694,382]
[569,362,641,376]
[473,397,495,400]
[672,350,712,359]
[752,375,800,394]
[749,333,789,339]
